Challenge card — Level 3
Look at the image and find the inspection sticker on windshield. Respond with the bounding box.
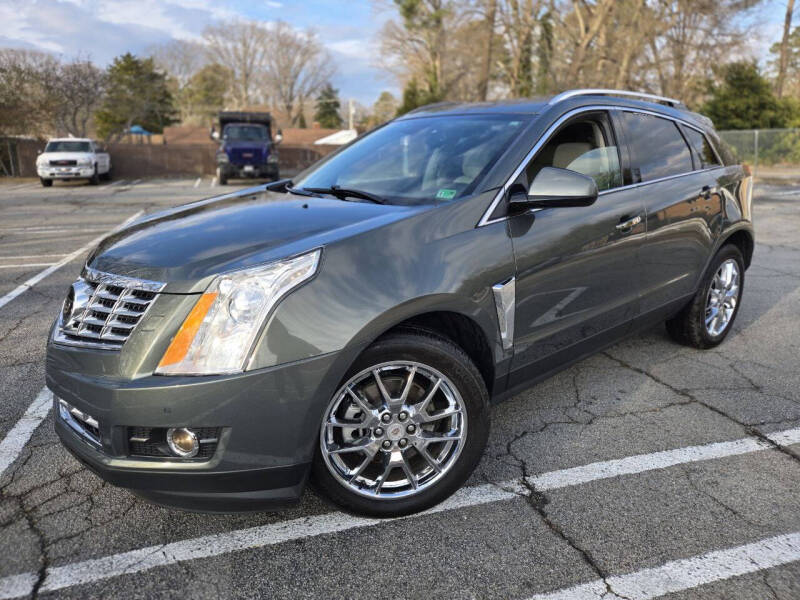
[436,189,457,200]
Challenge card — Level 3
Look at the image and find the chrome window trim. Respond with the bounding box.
[477,104,722,227]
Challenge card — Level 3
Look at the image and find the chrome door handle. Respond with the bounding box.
[616,215,642,231]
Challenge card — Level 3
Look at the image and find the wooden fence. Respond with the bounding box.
[0,138,337,179]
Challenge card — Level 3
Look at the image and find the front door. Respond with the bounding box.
[505,110,646,388]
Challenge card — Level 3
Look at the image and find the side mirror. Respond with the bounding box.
[37,150,42,155]
[210,128,219,141]
[274,129,283,145]
[510,167,598,211]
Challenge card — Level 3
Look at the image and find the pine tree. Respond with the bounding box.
[314,83,342,128]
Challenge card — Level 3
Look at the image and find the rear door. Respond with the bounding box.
[617,111,720,317]
[506,110,646,388]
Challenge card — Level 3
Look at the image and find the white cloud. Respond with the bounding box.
[0,0,397,103]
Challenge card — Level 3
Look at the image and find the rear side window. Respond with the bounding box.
[620,112,693,182]
[682,127,721,169]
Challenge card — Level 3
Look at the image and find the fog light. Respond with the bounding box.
[167,427,199,458]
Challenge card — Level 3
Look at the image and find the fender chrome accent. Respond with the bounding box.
[492,277,515,351]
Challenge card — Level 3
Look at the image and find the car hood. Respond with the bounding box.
[88,188,423,292]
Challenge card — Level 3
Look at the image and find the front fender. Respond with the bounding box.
[247,193,515,373]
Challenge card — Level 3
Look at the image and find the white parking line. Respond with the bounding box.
[193,177,201,188]
[0,388,52,478]
[0,210,143,311]
[0,263,53,269]
[527,532,800,600]
[0,254,66,260]
[0,226,110,234]
[0,183,37,192]
[0,426,798,598]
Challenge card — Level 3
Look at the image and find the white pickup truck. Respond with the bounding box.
[36,138,112,187]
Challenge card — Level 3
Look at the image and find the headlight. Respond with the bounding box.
[77,158,91,166]
[155,249,321,375]
[216,153,229,163]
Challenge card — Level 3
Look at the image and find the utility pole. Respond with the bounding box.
[348,99,355,131]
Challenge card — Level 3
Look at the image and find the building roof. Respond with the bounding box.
[313,129,358,145]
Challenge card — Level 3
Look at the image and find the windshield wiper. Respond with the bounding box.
[285,183,321,198]
[304,185,386,205]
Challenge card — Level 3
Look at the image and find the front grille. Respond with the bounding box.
[50,159,77,166]
[128,426,221,460]
[229,148,263,164]
[54,267,165,350]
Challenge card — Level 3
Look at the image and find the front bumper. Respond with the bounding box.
[218,162,279,180]
[38,166,94,179]
[47,348,343,512]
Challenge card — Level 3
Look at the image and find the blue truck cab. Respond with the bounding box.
[212,111,282,185]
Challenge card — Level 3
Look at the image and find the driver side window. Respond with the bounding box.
[526,113,622,192]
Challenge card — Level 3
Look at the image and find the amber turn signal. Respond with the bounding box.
[157,292,218,368]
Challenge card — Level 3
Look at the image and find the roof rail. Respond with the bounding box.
[548,89,683,108]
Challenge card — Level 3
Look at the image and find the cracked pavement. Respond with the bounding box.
[0,179,799,599]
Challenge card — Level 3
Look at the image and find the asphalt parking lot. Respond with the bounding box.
[0,177,799,599]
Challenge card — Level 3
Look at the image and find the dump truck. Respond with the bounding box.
[211,111,282,185]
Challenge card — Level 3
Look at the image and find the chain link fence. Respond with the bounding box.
[718,128,800,179]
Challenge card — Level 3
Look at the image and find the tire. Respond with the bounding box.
[40,178,52,187]
[101,168,112,182]
[217,167,227,185]
[312,330,490,517]
[666,244,745,349]
[89,165,99,185]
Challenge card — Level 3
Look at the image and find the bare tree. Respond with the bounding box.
[149,39,206,88]
[479,0,498,100]
[264,22,335,125]
[52,58,106,137]
[496,0,543,96]
[776,0,796,97]
[203,21,272,108]
[0,49,60,137]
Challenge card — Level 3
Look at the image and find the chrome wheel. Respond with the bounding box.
[705,258,740,336]
[320,361,467,499]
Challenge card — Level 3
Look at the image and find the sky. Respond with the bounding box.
[0,0,400,106]
[0,0,791,108]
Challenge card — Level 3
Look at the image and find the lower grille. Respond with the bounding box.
[54,267,165,350]
[58,398,101,446]
[128,426,221,460]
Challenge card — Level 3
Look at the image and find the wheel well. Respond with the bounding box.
[384,312,495,396]
[723,230,754,269]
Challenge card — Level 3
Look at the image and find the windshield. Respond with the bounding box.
[225,125,269,141]
[45,141,91,152]
[293,114,530,204]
